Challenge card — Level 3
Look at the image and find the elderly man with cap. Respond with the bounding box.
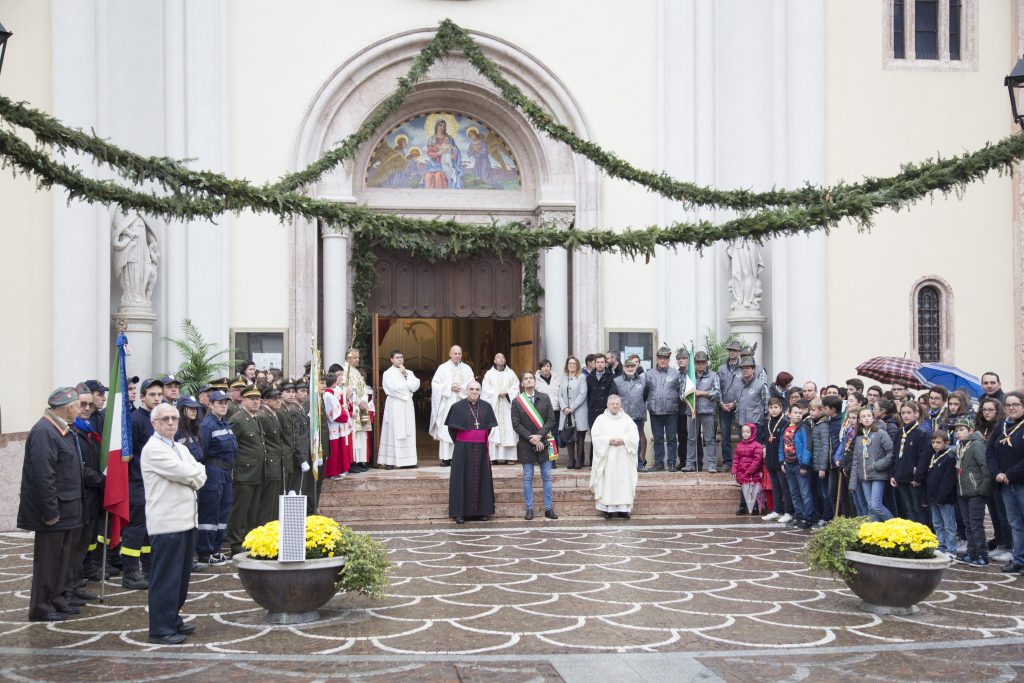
[66,383,105,604]
[256,387,287,524]
[685,351,721,473]
[18,387,85,622]
[142,402,207,645]
[197,390,237,566]
[122,377,165,590]
[717,339,743,470]
[735,356,769,429]
[226,385,267,555]
[614,357,648,471]
[644,344,681,472]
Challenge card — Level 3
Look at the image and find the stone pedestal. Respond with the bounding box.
[726,310,767,358]
[117,307,158,380]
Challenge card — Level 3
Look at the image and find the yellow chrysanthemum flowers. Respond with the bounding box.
[242,514,344,560]
[855,518,938,559]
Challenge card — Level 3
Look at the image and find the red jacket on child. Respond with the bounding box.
[732,423,764,484]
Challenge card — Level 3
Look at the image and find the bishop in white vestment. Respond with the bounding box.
[429,345,473,465]
[339,349,373,468]
[589,395,640,518]
[481,354,519,463]
[379,351,420,468]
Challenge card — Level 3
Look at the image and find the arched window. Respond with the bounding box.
[910,278,954,364]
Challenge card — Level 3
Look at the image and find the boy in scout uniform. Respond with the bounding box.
[225,386,266,556]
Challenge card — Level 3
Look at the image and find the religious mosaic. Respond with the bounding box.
[365,112,521,190]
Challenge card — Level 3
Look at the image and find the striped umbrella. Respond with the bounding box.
[855,356,926,389]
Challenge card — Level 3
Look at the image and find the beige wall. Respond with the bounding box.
[0,0,53,434]
[225,0,659,333]
[824,0,1016,387]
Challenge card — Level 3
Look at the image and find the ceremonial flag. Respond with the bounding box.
[99,332,132,548]
[309,342,323,479]
[682,348,698,414]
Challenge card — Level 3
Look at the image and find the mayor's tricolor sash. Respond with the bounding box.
[516,392,558,461]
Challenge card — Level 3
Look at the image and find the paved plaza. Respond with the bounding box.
[1,520,1023,681]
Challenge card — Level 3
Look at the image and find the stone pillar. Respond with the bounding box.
[321,226,349,367]
[118,308,158,381]
[537,207,574,366]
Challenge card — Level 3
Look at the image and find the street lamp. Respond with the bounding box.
[1006,54,1024,131]
[0,22,11,77]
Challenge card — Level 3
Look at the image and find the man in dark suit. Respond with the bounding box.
[511,371,558,521]
[585,353,615,467]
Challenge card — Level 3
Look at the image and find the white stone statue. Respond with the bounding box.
[111,211,159,307]
[726,239,764,312]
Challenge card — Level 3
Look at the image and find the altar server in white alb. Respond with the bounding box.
[429,345,473,467]
[481,353,519,464]
[589,395,640,519]
[379,350,420,469]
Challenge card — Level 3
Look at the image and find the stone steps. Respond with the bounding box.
[317,467,745,522]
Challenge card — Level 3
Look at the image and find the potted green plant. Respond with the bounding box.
[807,516,950,615]
[234,515,390,624]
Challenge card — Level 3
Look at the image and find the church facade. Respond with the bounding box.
[1,0,1022,432]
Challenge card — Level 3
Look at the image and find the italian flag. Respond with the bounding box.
[682,349,697,414]
[99,333,131,548]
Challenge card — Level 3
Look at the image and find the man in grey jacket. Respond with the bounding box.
[614,358,648,471]
[717,340,743,469]
[735,357,769,427]
[684,352,721,472]
[644,345,681,472]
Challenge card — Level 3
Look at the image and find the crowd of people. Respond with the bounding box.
[16,337,1024,641]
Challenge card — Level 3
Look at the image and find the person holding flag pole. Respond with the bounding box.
[305,342,327,514]
[684,349,721,473]
[97,332,133,602]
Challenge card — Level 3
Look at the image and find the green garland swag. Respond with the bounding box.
[2,17,1024,357]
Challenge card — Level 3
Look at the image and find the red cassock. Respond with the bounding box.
[324,389,353,478]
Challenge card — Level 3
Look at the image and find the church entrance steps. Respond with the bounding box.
[317,466,744,522]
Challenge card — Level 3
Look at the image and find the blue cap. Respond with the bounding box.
[160,374,181,386]
[176,395,200,410]
[209,390,229,402]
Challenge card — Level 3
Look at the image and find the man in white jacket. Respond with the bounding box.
[142,403,207,645]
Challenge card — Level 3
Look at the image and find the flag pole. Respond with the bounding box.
[99,511,109,603]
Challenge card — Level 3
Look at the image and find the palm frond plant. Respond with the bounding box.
[163,319,235,396]
[703,327,741,372]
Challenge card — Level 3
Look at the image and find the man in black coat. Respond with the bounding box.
[67,384,106,602]
[17,387,85,622]
[585,354,615,466]
[511,371,558,521]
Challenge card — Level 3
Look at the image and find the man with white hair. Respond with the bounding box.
[481,352,519,464]
[589,395,640,519]
[142,403,207,645]
[430,345,473,467]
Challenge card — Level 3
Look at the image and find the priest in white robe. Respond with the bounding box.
[379,350,420,468]
[589,394,640,519]
[429,345,473,466]
[481,353,519,464]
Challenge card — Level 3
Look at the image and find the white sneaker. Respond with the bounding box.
[208,553,231,566]
[761,511,780,521]
[777,513,793,524]
[991,549,1013,563]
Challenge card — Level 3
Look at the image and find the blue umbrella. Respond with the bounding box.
[914,363,983,398]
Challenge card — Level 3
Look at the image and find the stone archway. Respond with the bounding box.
[287,27,601,371]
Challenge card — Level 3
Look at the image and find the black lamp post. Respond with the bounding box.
[1006,55,1024,131]
[0,22,11,77]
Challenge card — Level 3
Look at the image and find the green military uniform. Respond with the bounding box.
[275,403,298,488]
[256,404,286,525]
[225,406,266,555]
[286,400,311,496]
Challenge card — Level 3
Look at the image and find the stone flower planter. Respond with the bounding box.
[843,550,951,616]
[234,552,346,624]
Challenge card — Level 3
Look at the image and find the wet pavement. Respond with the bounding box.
[1,519,1022,681]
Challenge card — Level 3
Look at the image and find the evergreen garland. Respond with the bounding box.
[1,18,1023,357]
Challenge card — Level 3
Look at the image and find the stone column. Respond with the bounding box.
[537,208,574,366]
[118,308,158,381]
[321,225,349,367]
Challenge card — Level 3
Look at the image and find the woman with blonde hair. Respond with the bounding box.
[558,356,589,469]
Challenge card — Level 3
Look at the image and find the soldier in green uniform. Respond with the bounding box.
[226,377,246,419]
[269,386,299,495]
[256,387,286,525]
[225,386,266,556]
[281,380,309,495]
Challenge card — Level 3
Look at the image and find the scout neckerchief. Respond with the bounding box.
[898,421,918,459]
[930,446,951,470]
[1000,417,1024,447]
[516,392,558,461]
[930,406,946,430]
[766,415,785,444]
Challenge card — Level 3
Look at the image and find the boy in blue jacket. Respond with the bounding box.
[780,403,815,529]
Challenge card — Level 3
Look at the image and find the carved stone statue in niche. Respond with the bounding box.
[726,239,764,312]
[111,211,159,307]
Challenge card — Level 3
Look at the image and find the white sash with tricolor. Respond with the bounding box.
[516,392,558,461]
